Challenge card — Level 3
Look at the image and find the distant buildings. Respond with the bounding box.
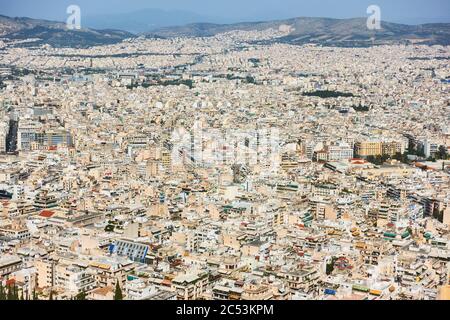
[0,28,448,301]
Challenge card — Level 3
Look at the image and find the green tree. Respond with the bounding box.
[245,76,256,84]
[436,145,448,160]
[105,225,115,232]
[75,291,87,300]
[7,285,13,300]
[353,104,369,112]
[393,152,409,163]
[13,285,19,300]
[326,257,338,275]
[114,282,123,300]
[407,227,413,237]
[33,289,39,300]
[0,282,5,300]
[417,147,426,158]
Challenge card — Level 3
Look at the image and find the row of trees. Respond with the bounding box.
[408,144,449,160]
[434,146,450,160]
[408,144,426,158]
[0,283,21,300]
[392,152,410,164]
[365,154,392,165]
[303,90,355,98]
[0,281,124,301]
[0,283,39,300]
[352,103,370,112]
[364,148,449,166]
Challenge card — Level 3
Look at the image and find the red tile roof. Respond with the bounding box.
[39,210,55,218]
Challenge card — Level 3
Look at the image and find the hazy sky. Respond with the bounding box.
[1,0,449,24]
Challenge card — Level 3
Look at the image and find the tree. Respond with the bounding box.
[417,146,426,158]
[407,227,413,238]
[114,282,123,300]
[7,285,13,300]
[245,76,256,84]
[436,145,448,160]
[0,282,5,300]
[353,104,370,112]
[75,291,87,300]
[105,225,115,232]
[393,152,409,164]
[326,257,338,275]
[49,290,54,300]
[13,285,19,300]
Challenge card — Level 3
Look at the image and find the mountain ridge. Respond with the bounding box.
[0,14,134,47]
[147,17,450,46]
[0,14,449,48]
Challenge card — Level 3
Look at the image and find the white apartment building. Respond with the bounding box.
[424,139,440,158]
[55,264,96,294]
[327,141,354,161]
[0,120,8,153]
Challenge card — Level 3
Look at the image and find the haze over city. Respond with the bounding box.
[1,0,450,27]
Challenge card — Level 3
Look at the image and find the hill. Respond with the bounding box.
[0,15,134,47]
[147,17,450,46]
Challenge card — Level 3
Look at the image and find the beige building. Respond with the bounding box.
[172,272,209,300]
[89,286,115,300]
[0,255,23,278]
[355,141,382,157]
[382,141,403,156]
[35,258,56,289]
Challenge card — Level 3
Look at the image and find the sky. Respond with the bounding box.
[0,0,449,25]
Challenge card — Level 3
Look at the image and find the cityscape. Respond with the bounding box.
[0,0,449,303]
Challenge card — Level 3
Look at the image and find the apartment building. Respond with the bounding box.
[172,272,209,300]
